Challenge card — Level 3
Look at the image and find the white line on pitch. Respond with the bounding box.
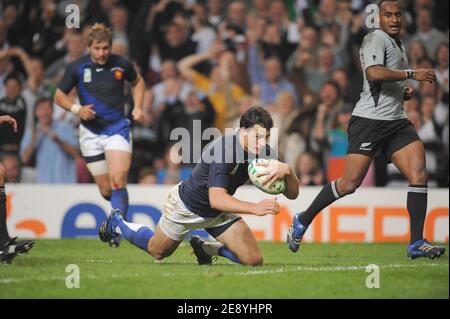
[0,263,447,284]
[234,263,449,276]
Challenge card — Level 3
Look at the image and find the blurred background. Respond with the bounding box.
[0,0,448,188]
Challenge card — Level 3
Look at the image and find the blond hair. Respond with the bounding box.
[88,23,112,47]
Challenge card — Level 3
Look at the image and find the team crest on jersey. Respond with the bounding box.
[83,68,92,82]
[114,69,123,80]
[111,67,125,80]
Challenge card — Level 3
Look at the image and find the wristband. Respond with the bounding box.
[70,104,82,114]
[405,69,415,80]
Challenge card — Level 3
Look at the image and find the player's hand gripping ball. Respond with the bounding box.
[248,159,286,195]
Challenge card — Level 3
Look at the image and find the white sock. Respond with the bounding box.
[114,221,145,235]
[202,240,224,256]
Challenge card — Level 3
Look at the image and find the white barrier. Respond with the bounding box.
[5,184,449,243]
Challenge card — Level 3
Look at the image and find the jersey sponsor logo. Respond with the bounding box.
[96,68,104,72]
[359,142,373,151]
[83,68,92,82]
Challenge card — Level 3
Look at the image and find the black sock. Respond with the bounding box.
[299,180,342,227]
[0,186,11,245]
[407,185,427,244]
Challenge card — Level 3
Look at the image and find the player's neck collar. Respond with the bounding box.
[89,56,109,67]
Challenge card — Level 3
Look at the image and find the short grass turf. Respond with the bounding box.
[0,239,448,299]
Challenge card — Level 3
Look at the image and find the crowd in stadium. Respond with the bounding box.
[0,0,448,187]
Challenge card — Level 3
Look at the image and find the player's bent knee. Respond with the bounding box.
[247,256,263,267]
[150,249,174,261]
[151,252,165,261]
[241,253,263,266]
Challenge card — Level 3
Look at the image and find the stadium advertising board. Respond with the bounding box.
[5,185,448,243]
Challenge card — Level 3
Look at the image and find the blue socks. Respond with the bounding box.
[113,218,153,252]
[111,188,129,219]
[218,246,241,264]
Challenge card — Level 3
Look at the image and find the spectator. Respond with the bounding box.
[0,20,9,50]
[6,47,55,132]
[158,89,216,162]
[0,74,26,154]
[332,68,351,103]
[404,93,420,113]
[0,152,21,183]
[223,1,247,31]
[410,8,447,57]
[230,95,258,129]
[418,80,448,130]
[270,91,301,166]
[112,38,129,58]
[295,152,325,187]
[191,2,217,55]
[288,26,318,94]
[257,1,299,63]
[206,0,225,29]
[434,42,449,95]
[304,0,338,29]
[45,32,86,83]
[310,81,343,160]
[408,40,428,70]
[178,43,245,132]
[149,60,193,114]
[248,0,269,20]
[156,145,192,185]
[247,42,298,106]
[130,90,159,183]
[109,6,130,54]
[138,167,157,185]
[301,46,335,94]
[157,22,197,63]
[20,98,78,183]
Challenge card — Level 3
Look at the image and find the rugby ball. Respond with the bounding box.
[248,159,286,195]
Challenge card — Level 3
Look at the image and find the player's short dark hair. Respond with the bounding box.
[378,0,400,10]
[240,106,273,130]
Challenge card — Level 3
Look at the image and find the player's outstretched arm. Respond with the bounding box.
[366,65,436,83]
[209,187,278,216]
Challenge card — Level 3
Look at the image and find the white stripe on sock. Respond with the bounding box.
[114,221,146,234]
[407,187,428,194]
[331,180,340,199]
[122,221,146,232]
[203,241,224,256]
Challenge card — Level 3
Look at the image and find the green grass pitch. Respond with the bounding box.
[1,239,448,299]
